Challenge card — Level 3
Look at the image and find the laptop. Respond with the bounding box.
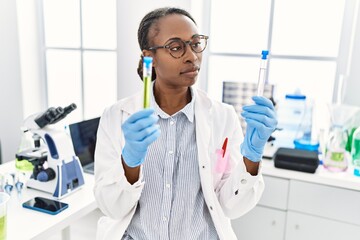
[69,117,100,174]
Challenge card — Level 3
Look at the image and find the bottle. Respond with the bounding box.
[351,126,360,164]
[293,100,319,151]
[275,92,307,148]
[323,125,349,172]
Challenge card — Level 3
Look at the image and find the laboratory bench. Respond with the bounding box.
[3,157,360,240]
[0,161,97,240]
[232,159,360,240]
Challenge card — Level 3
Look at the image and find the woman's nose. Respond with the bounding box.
[183,45,199,63]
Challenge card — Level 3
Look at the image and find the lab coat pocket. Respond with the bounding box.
[214,149,230,174]
[213,148,231,188]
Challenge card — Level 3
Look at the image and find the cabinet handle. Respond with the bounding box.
[271,220,276,226]
[295,224,300,230]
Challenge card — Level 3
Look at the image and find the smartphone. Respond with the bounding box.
[22,197,69,215]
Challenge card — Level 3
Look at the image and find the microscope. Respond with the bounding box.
[16,104,85,199]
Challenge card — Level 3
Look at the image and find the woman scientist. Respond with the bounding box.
[94,7,277,240]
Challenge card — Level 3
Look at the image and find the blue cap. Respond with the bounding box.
[285,94,306,100]
[261,50,269,60]
[143,56,153,68]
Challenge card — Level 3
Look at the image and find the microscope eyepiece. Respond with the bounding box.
[34,103,77,128]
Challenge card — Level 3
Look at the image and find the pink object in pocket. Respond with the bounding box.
[215,149,230,173]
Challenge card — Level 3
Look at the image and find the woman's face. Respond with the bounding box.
[147,14,203,88]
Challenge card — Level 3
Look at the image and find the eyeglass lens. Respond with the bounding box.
[167,36,207,58]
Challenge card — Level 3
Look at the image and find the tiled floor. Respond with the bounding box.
[47,209,104,240]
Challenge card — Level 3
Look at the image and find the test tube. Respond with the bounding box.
[143,57,153,108]
[257,50,269,96]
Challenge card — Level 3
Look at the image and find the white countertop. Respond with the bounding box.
[0,161,97,240]
[262,159,360,191]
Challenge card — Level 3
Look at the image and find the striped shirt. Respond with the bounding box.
[125,86,219,240]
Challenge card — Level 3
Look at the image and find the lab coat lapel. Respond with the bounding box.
[194,90,212,172]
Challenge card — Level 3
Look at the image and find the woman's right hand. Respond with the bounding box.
[121,108,161,167]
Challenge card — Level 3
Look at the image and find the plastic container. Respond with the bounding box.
[351,126,360,164]
[323,125,349,172]
[0,192,10,240]
[353,160,360,177]
[275,93,313,149]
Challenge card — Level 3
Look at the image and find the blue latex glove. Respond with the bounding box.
[122,108,161,167]
[240,96,277,162]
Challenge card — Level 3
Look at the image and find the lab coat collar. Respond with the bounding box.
[150,82,195,122]
[119,85,213,124]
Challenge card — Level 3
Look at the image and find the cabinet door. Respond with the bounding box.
[231,206,286,240]
[286,211,360,240]
[289,180,360,225]
[260,175,289,210]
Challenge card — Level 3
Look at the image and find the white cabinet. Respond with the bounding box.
[232,206,286,240]
[285,211,360,240]
[231,175,289,240]
[231,173,360,240]
[288,180,360,225]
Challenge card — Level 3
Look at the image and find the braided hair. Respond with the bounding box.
[137,7,196,81]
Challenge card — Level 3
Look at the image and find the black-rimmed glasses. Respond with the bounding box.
[147,34,209,59]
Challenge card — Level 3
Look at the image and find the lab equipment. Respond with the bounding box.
[122,108,160,167]
[0,192,9,240]
[14,172,25,197]
[274,92,314,149]
[240,96,277,162]
[16,104,85,199]
[351,126,360,164]
[22,196,68,215]
[324,125,349,172]
[274,147,319,173]
[257,50,269,96]
[323,104,360,172]
[353,160,360,177]
[143,56,153,108]
[15,129,35,172]
[3,175,13,195]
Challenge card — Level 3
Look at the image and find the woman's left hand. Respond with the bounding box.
[240,96,277,162]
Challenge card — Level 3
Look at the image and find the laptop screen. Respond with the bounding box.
[69,117,100,167]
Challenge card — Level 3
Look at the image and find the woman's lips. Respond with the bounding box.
[180,67,199,77]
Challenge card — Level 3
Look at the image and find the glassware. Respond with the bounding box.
[351,126,360,165]
[323,125,349,172]
[0,192,10,240]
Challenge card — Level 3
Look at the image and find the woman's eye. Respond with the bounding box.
[170,45,183,52]
[191,42,202,50]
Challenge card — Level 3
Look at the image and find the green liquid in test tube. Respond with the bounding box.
[143,57,153,108]
[257,50,269,96]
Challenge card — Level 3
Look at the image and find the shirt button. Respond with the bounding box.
[166,183,171,188]
[169,150,174,155]
[241,179,247,184]
[170,121,175,125]
[163,216,167,222]
[209,206,213,211]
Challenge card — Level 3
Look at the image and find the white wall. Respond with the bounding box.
[344,1,360,107]
[0,0,24,162]
[17,0,45,118]
[116,0,191,99]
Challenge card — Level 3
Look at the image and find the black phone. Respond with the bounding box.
[22,197,69,215]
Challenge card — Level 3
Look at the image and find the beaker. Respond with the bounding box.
[0,192,10,240]
[323,125,349,172]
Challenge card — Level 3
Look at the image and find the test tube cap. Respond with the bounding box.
[143,56,153,68]
[261,50,269,59]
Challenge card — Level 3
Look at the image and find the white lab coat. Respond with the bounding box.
[94,88,264,240]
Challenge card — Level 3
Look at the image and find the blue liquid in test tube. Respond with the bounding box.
[257,50,269,96]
